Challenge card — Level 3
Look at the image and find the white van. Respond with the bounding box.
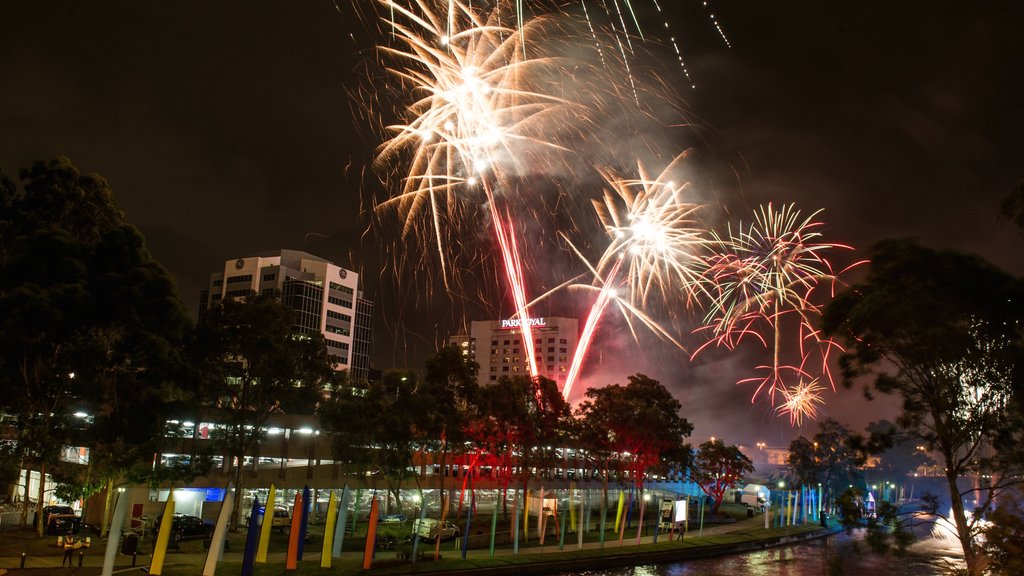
[412,518,459,540]
[739,484,769,509]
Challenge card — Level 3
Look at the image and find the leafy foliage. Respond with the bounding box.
[576,374,693,490]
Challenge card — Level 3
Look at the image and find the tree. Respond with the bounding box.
[576,374,693,493]
[192,291,333,530]
[980,497,1024,576]
[690,440,754,515]
[787,418,864,513]
[823,238,1024,576]
[474,375,573,495]
[419,345,480,493]
[321,369,425,512]
[0,158,193,535]
[999,181,1024,231]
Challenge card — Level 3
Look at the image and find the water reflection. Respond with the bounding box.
[564,530,963,576]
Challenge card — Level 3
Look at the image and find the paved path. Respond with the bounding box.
[0,515,807,571]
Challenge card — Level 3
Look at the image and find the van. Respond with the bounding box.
[739,484,769,509]
[412,518,459,541]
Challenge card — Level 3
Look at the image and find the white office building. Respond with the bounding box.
[199,250,373,381]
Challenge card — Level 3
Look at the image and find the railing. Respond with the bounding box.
[0,511,24,530]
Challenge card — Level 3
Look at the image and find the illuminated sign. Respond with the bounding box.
[500,317,547,329]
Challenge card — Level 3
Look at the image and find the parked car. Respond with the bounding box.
[35,505,81,535]
[244,506,291,531]
[152,513,214,542]
[412,518,459,541]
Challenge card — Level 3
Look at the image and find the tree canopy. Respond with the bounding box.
[576,374,693,490]
[0,158,196,534]
[689,439,754,515]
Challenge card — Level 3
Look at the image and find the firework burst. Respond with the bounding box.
[562,153,708,399]
[373,0,575,284]
[693,202,863,415]
[774,379,824,427]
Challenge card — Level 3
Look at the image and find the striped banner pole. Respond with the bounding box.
[285,491,303,570]
[361,497,380,570]
[411,490,427,563]
[512,489,520,558]
[489,499,498,558]
[297,485,311,560]
[100,487,130,576]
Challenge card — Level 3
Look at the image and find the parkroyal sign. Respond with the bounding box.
[500,317,547,329]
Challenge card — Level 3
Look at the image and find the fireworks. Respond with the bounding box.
[366,1,858,425]
[774,379,825,427]
[373,0,574,284]
[562,153,706,399]
[693,203,863,412]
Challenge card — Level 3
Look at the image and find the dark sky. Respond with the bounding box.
[2,1,1022,446]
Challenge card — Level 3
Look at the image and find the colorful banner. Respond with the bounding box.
[286,491,303,570]
[435,493,448,560]
[460,493,473,559]
[411,491,427,563]
[320,491,338,568]
[362,497,380,570]
[332,486,349,558]
[241,497,260,576]
[297,485,311,560]
[256,484,276,563]
[203,483,234,576]
[149,491,175,575]
[489,501,498,558]
[512,490,520,557]
[101,488,130,576]
[614,491,625,533]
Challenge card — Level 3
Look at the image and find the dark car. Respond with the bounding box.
[35,506,81,535]
[152,513,214,542]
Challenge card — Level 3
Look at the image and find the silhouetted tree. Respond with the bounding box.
[823,238,1024,576]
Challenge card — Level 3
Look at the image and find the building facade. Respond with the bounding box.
[450,316,579,387]
[198,250,373,381]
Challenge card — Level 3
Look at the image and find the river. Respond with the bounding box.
[560,529,966,576]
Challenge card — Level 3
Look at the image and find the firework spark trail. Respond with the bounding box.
[488,194,539,375]
[693,202,864,412]
[563,257,623,399]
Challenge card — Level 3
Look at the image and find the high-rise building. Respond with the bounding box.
[449,316,578,387]
[199,250,373,381]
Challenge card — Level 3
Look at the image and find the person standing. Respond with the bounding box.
[62,533,77,567]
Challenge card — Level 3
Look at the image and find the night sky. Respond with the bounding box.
[2,1,1022,446]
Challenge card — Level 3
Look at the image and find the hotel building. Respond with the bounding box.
[450,316,579,386]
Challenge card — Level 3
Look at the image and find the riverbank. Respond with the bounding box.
[0,515,839,575]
